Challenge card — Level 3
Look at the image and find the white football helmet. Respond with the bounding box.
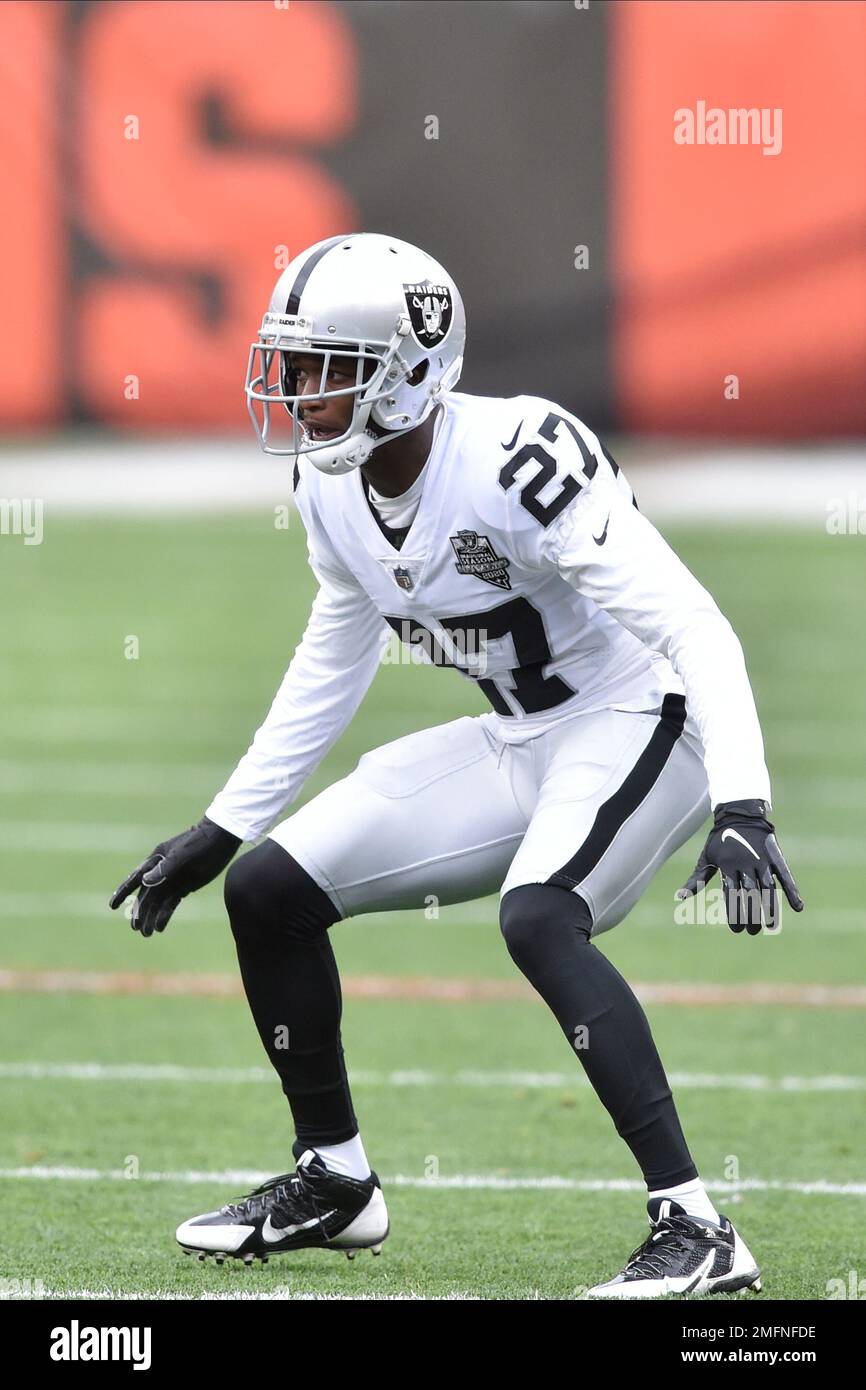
[245,232,466,474]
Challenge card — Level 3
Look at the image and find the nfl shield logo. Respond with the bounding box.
[392,566,414,591]
[403,281,453,349]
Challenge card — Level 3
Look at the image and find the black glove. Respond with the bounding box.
[109,816,241,937]
[676,799,803,935]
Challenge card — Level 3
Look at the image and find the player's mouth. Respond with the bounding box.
[303,421,342,442]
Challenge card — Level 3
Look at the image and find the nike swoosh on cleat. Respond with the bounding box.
[683,1250,718,1294]
[501,422,523,451]
[593,513,610,546]
[720,828,760,859]
[261,1210,337,1244]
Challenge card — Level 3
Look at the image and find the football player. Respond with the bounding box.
[110,233,803,1296]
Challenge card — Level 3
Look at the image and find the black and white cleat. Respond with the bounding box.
[176,1142,389,1265]
[583,1199,762,1299]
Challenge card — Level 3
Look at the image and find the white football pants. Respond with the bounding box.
[269,694,710,935]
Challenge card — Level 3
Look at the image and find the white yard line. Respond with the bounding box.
[0,1165,863,1197]
[0,442,290,514]
[0,1060,864,1093]
[2,442,863,521]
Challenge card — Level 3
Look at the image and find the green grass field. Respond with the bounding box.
[1,508,864,1300]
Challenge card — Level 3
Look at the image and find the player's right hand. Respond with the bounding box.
[109,816,242,937]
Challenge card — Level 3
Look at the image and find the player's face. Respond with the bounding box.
[290,352,369,442]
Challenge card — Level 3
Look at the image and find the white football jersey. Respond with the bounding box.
[208,392,771,840]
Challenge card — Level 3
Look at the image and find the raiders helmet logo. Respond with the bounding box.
[403,281,453,348]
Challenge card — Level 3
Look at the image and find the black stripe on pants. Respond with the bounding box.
[546,693,687,892]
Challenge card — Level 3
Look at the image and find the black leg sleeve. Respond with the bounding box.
[500,883,698,1189]
[224,840,359,1145]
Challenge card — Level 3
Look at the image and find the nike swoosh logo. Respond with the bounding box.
[720,828,760,859]
[683,1250,717,1295]
[593,513,610,546]
[501,421,522,451]
[261,1210,337,1244]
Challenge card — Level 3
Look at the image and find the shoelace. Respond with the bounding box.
[623,1220,701,1280]
[222,1167,337,1240]
[221,1171,296,1221]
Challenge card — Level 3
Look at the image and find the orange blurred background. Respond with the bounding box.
[1,0,863,437]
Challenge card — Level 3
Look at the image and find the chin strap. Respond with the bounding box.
[306,413,434,476]
[305,429,377,476]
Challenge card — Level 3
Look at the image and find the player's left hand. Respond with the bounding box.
[676,799,804,935]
